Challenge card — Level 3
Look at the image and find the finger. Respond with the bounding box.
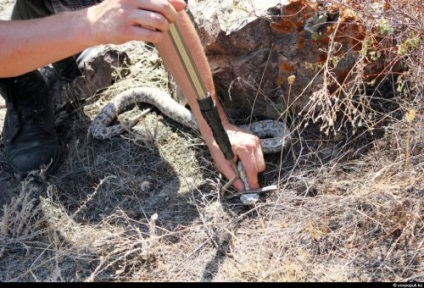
[216,160,245,191]
[237,149,260,189]
[168,0,187,12]
[128,25,164,43]
[255,143,266,173]
[129,9,171,32]
[134,0,182,23]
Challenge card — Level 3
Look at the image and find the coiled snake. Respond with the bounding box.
[89,87,290,194]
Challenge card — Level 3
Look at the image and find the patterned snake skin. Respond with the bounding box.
[89,87,290,154]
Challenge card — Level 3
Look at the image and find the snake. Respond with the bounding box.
[89,87,197,139]
[89,87,290,154]
[89,86,290,202]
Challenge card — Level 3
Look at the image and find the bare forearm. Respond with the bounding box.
[0,12,92,77]
[0,0,186,78]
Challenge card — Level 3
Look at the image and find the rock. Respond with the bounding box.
[187,0,401,120]
[44,45,131,111]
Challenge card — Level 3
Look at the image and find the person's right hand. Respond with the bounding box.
[87,0,187,45]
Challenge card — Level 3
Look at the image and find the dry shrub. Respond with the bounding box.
[0,179,46,260]
[301,0,422,137]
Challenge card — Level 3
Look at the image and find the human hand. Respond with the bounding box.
[206,122,266,192]
[87,0,186,45]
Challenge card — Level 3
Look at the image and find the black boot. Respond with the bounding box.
[0,70,61,176]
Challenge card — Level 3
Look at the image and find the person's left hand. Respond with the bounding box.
[205,121,265,191]
[87,0,187,45]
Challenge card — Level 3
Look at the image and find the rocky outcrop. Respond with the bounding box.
[187,0,399,119]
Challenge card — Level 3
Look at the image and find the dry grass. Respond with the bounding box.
[0,0,423,282]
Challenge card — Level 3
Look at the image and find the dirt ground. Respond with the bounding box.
[0,0,423,283]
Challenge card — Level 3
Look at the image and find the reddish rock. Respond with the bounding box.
[187,0,400,119]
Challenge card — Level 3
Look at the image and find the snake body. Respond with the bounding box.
[89,87,290,154]
[89,87,197,140]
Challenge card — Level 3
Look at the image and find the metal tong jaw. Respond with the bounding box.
[224,162,278,205]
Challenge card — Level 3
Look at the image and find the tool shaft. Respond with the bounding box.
[168,23,207,99]
[168,22,235,162]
